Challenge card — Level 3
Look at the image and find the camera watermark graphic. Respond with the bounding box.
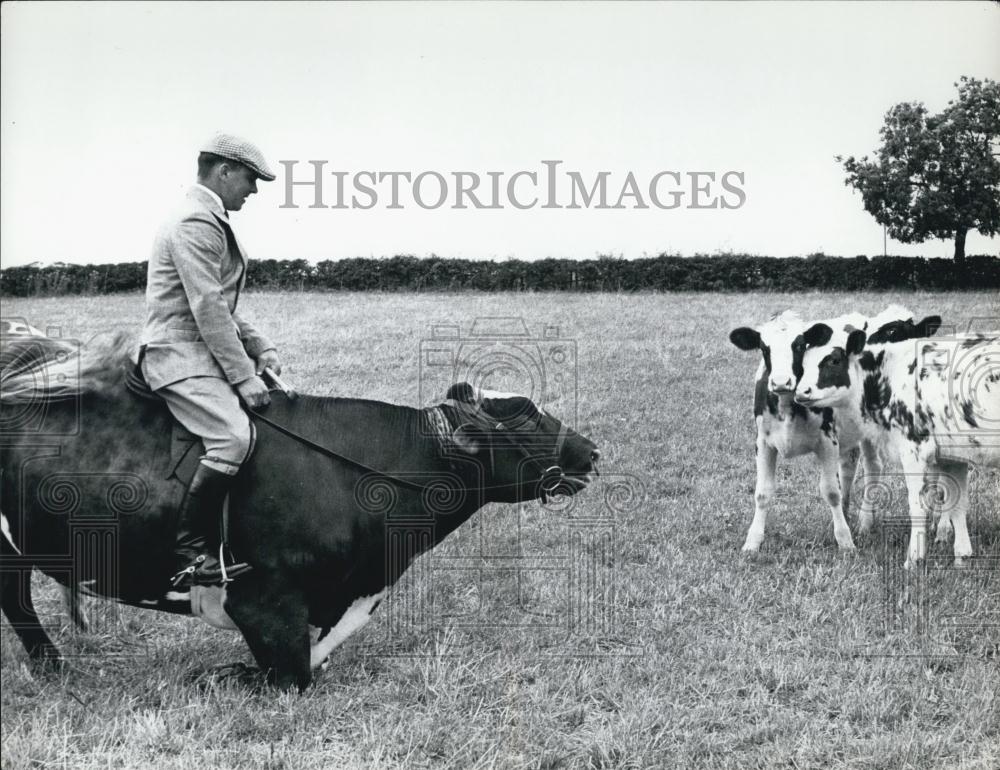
[913,323,1000,456]
[419,316,578,427]
[280,160,747,211]
[1,466,151,659]
[0,319,83,437]
[348,317,644,657]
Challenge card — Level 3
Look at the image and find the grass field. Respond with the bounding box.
[1,290,998,770]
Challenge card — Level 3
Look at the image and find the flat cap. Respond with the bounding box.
[200,132,276,181]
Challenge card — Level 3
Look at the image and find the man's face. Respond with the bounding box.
[217,163,259,211]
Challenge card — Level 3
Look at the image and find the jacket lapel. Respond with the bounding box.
[188,187,249,284]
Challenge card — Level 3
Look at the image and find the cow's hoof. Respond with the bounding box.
[28,649,66,677]
[741,542,762,554]
[267,671,311,693]
[187,662,264,692]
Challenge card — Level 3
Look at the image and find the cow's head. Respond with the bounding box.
[729,310,807,394]
[443,382,599,503]
[794,315,942,408]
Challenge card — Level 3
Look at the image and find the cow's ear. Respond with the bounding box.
[729,327,760,351]
[451,424,480,454]
[803,323,833,348]
[916,315,942,338]
[446,382,478,403]
[846,329,867,356]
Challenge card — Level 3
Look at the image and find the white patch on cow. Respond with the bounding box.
[191,585,239,630]
[309,590,386,670]
[0,512,21,554]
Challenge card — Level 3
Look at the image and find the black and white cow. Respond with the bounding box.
[728,306,919,552]
[795,317,998,567]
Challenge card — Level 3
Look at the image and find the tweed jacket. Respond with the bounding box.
[140,186,275,389]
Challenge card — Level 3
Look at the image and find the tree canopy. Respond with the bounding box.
[839,76,1000,262]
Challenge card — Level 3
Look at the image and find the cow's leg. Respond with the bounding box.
[224,573,312,692]
[309,590,386,670]
[839,446,860,516]
[856,439,883,534]
[817,443,855,550]
[60,584,90,633]
[0,557,62,666]
[937,461,971,564]
[742,439,777,552]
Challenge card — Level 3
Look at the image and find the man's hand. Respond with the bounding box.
[236,376,271,409]
[255,350,281,376]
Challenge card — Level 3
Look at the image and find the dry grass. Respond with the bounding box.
[1,290,998,769]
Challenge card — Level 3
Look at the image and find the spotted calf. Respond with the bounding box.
[730,310,880,552]
[795,318,998,567]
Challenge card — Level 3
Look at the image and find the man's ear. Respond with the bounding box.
[846,329,867,356]
[916,315,942,338]
[803,323,833,348]
[446,382,478,403]
[451,424,481,454]
[729,327,760,351]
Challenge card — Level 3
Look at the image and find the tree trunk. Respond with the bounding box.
[953,227,967,264]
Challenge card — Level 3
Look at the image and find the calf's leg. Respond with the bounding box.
[900,454,931,569]
[743,439,777,552]
[817,443,856,550]
[856,440,883,534]
[936,461,971,564]
[838,446,860,516]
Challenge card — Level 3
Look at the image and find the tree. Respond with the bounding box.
[838,76,1000,263]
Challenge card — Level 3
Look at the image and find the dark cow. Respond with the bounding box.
[0,336,599,690]
[1,318,91,633]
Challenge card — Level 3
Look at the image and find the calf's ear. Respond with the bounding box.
[729,327,760,351]
[846,329,867,355]
[916,315,942,338]
[446,382,478,403]
[803,323,833,348]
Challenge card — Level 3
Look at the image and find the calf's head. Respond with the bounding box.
[444,382,600,503]
[794,315,942,408]
[729,311,807,393]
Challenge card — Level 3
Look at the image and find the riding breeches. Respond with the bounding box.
[144,373,255,475]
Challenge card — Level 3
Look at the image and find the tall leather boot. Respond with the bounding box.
[168,463,252,591]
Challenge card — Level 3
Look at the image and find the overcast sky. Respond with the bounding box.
[2,1,998,267]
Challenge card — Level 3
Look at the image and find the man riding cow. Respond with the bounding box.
[139,133,280,596]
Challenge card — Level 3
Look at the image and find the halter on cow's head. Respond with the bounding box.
[441,382,600,503]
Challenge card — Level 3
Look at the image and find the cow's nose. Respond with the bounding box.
[800,386,812,396]
[770,377,794,391]
[591,449,601,462]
